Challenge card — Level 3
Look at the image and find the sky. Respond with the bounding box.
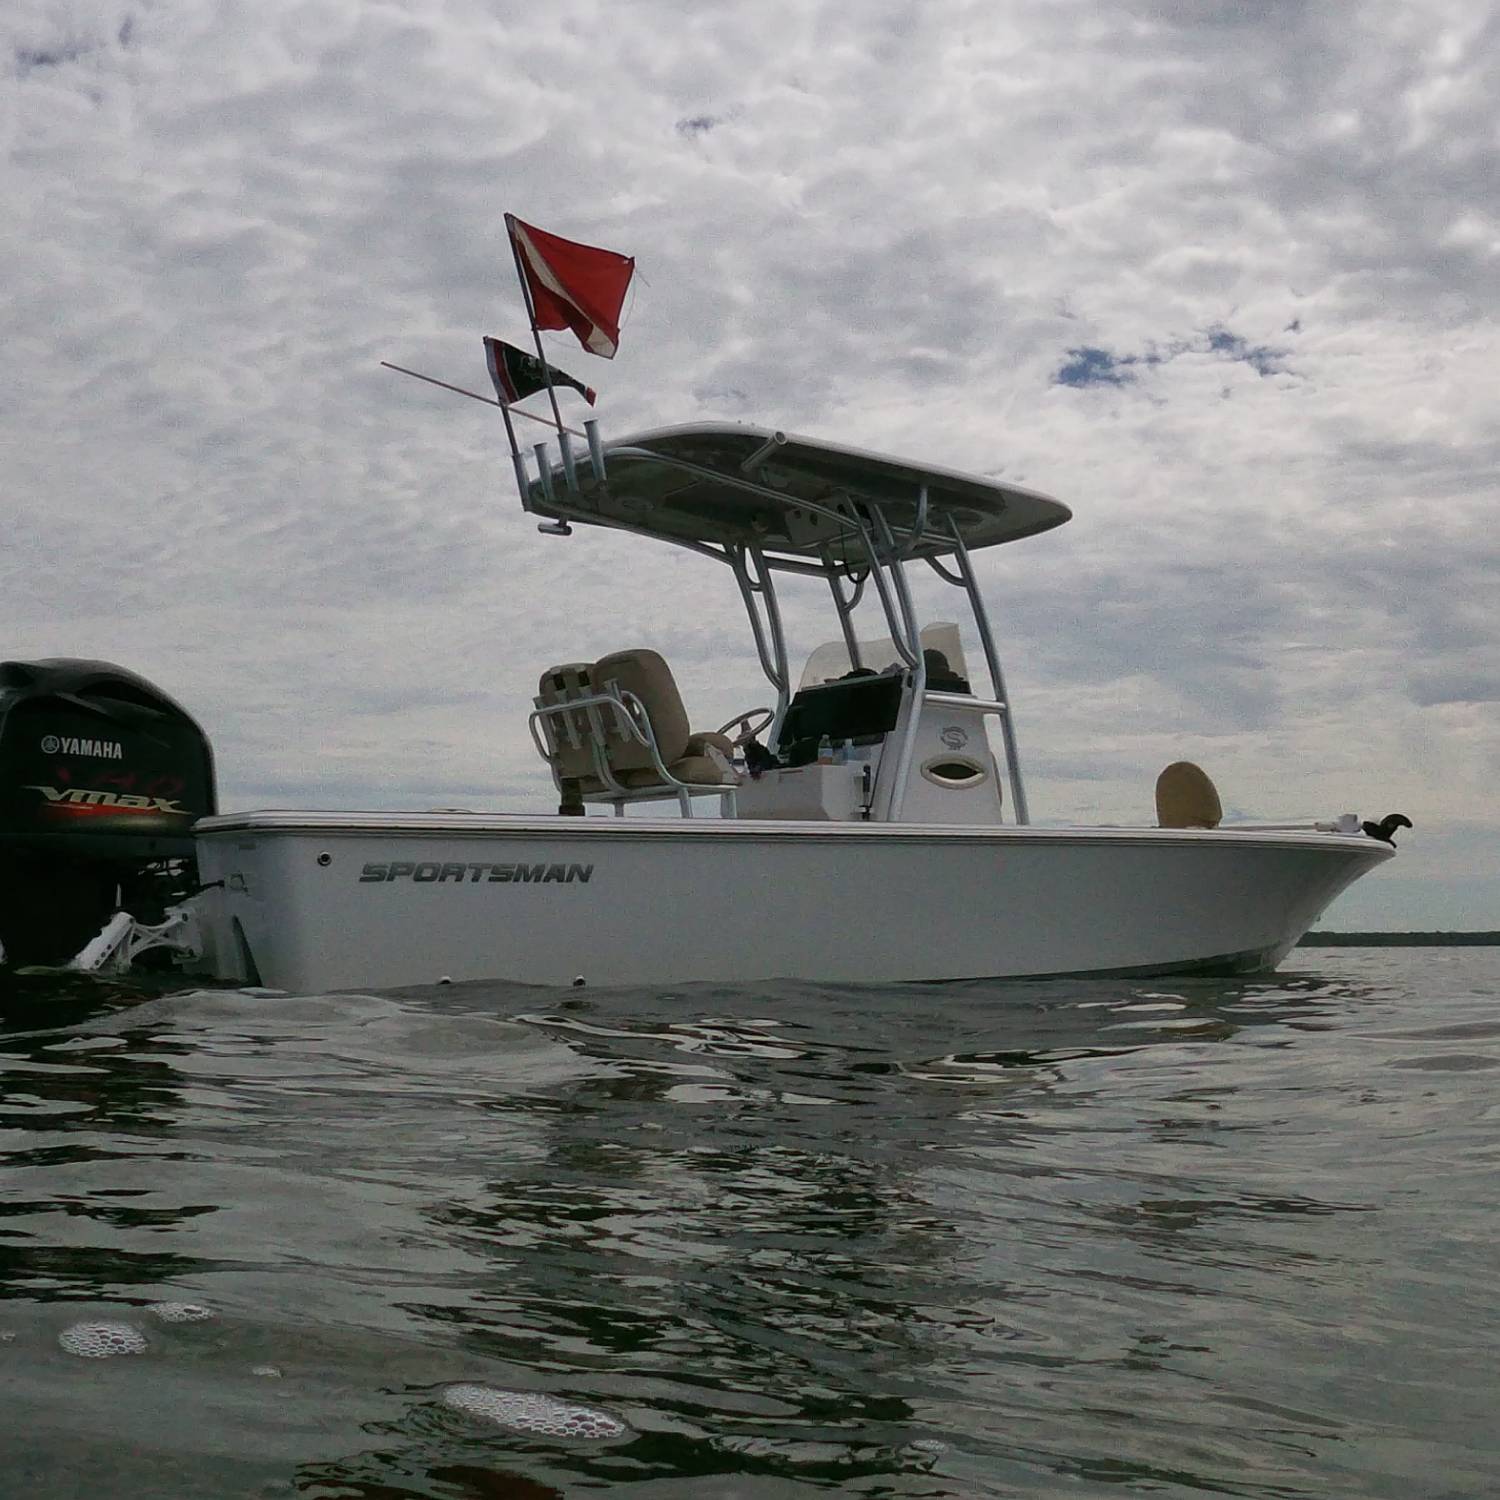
[4,0,1497,929]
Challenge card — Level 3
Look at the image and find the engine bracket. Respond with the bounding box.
[68,903,203,975]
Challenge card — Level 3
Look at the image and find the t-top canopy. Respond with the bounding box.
[529,423,1071,561]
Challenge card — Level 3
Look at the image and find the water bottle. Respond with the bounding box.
[816,735,833,765]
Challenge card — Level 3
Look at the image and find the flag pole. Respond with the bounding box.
[379,363,585,438]
[505,213,577,491]
[488,369,532,507]
[379,360,591,509]
[473,340,535,506]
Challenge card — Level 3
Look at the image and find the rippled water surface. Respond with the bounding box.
[2,949,1498,1498]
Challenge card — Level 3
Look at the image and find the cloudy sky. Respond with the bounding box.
[5,0,1496,928]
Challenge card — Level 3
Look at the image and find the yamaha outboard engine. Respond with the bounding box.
[0,660,215,967]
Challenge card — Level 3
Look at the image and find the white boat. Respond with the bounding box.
[2,422,1398,989]
[186,423,1394,989]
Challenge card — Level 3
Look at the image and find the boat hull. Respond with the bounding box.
[188,813,1392,992]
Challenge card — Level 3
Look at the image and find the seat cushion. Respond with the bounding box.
[1155,761,1222,829]
[616,754,734,789]
[594,648,691,771]
[684,730,735,758]
[668,752,735,786]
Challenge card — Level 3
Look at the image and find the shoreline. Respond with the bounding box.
[1300,931,1500,947]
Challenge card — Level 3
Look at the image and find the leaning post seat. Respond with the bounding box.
[530,649,738,816]
[592,648,736,789]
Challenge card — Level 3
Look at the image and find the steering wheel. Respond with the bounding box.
[717,706,776,747]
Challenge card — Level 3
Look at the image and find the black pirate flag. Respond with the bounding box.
[483,336,596,407]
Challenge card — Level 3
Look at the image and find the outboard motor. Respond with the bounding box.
[0,659,215,967]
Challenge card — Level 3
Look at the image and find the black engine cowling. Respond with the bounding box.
[0,659,216,967]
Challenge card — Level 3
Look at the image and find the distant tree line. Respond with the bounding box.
[1300,932,1500,946]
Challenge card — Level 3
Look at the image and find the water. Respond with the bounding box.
[2,950,1497,1498]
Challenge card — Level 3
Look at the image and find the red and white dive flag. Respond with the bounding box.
[483,336,596,407]
[506,215,634,359]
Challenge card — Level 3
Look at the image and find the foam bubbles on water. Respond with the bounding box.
[58,1321,148,1358]
[147,1301,214,1323]
[441,1383,627,1439]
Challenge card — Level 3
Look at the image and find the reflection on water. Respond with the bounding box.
[2,952,1499,1496]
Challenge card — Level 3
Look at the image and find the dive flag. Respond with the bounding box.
[484,336,596,406]
[506,215,634,359]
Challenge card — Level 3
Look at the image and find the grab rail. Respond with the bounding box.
[924,691,1009,716]
[530,689,738,818]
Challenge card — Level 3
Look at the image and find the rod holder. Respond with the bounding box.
[533,443,555,504]
[510,449,532,509]
[585,418,607,483]
[558,430,578,493]
[740,430,787,475]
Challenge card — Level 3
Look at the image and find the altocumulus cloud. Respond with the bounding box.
[2,0,1497,926]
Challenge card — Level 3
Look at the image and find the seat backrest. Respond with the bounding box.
[535,662,599,780]
[1155,761,1223,829]
[593,648,690,774]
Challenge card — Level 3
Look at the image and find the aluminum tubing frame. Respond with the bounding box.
[944,515,1029,824]
[821,547,868,673]
[731,546,793,752]
[523,434,1027,823]
[529,689,738,817]
[865,507,927,822]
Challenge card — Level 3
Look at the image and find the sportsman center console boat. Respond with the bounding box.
[1,423,1398,990]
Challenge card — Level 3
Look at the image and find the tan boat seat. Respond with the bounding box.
[593,648,736,787]
[1156,761,1223,829]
